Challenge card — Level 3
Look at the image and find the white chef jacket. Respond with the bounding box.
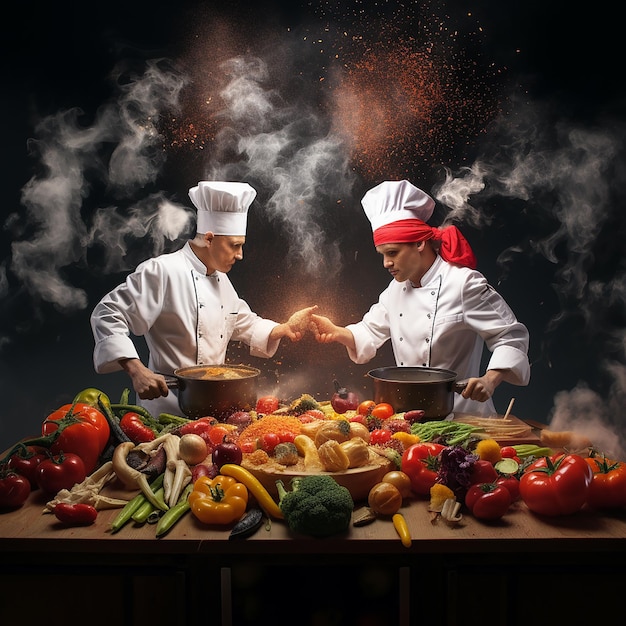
[347,255,530,416]
[91,242,280,417]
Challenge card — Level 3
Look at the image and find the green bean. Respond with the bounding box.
[110,474,165,533]
[512,444,553,458]
[155,484,193,538]
[158,412,192,426]
[132,487,165,524]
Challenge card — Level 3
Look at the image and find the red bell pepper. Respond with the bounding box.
[520,453,593,516]
[401,442,445,496]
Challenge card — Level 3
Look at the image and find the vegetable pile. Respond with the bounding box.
[1,382,624,545]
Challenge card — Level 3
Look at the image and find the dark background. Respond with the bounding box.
[1,0,625,454]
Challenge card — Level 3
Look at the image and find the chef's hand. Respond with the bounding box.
[311,314,356,351]
[461,370,505,402]
[271,305,319,342]
[119,358,169,400]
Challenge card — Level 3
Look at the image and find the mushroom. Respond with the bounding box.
[111,442,168,511]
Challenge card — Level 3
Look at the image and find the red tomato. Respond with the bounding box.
[178,416,217,437]
[357,400,376,416]
[349,414,368,426]
[520,453,593,516]
[256,396,280,414]
[401,442,445,495]
[37,452,87,494]
[470,459,498,485]
[239,440,258,454]
[302,409,326,421]
[260,433,281,454]
[371,403,394,420]
[53,502,98,526]
[0,470,31,508]
[499,446,518,459]
[43,403,110,473]
[207,425,234,446]
[369,429,392,445]
[465,483,512,520]
[584,456,626,509]
[495,475,521,502]
[7,446,46,488]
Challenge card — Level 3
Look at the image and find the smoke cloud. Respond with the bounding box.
[5,59,190,317]
[203,55,356,276]
[433,95,626,448]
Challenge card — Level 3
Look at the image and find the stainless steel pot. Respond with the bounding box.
[367,366,467,420]
[165,364,260,420]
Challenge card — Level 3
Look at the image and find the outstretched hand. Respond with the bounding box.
[310,313,339,343]
[281,305,320,341]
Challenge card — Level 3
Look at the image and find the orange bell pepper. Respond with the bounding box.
[188,475,248,525]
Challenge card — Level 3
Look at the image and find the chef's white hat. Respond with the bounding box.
[189,181,257,235]
[361,180,435,231]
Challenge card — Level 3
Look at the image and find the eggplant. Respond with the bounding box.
[229,507,264,540]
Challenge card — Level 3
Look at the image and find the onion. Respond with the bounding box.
[367,481,403,516]
[178,433,209,465]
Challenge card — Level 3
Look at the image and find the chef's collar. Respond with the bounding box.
[411,255,444,288]
[182,241,213,276]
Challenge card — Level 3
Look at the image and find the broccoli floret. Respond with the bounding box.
[276,475,354,537]
[289,393,321,415]
[273,442,299,466]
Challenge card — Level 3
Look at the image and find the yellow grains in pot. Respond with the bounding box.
[474,438,502,464]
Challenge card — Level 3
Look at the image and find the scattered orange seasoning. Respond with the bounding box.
[236,415,303,448]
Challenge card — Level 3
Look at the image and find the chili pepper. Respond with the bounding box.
[119,412,157,444]
[111,404,162,433]
[53,502,98,526]
[220,463,284,520]
[392,513,411,548]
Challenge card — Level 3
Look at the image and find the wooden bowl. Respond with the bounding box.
[243,455,393,502]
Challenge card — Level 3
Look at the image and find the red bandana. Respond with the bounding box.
[373,219,477,269]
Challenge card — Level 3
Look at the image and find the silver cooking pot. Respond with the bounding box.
[164,364,260,420]
[368,366,468,420]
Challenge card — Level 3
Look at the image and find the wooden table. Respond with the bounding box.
[2,482,625,626]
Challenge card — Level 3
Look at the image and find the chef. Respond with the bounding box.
[91,181,317,417]
[312,180,530,416]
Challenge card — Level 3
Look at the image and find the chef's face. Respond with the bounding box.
[376,241,427,285]
[208,235,245,273]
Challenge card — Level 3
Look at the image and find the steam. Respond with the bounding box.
[433,95,626,447]
[6,59,190,314]
[204,56,356,275]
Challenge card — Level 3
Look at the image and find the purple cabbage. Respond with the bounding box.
[436,445,478,502]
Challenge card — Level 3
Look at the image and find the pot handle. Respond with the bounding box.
[157,373,179,390]
[453,379,468,394]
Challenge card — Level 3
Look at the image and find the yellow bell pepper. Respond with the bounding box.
[392,431,420,446]
[188,475,248,525]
